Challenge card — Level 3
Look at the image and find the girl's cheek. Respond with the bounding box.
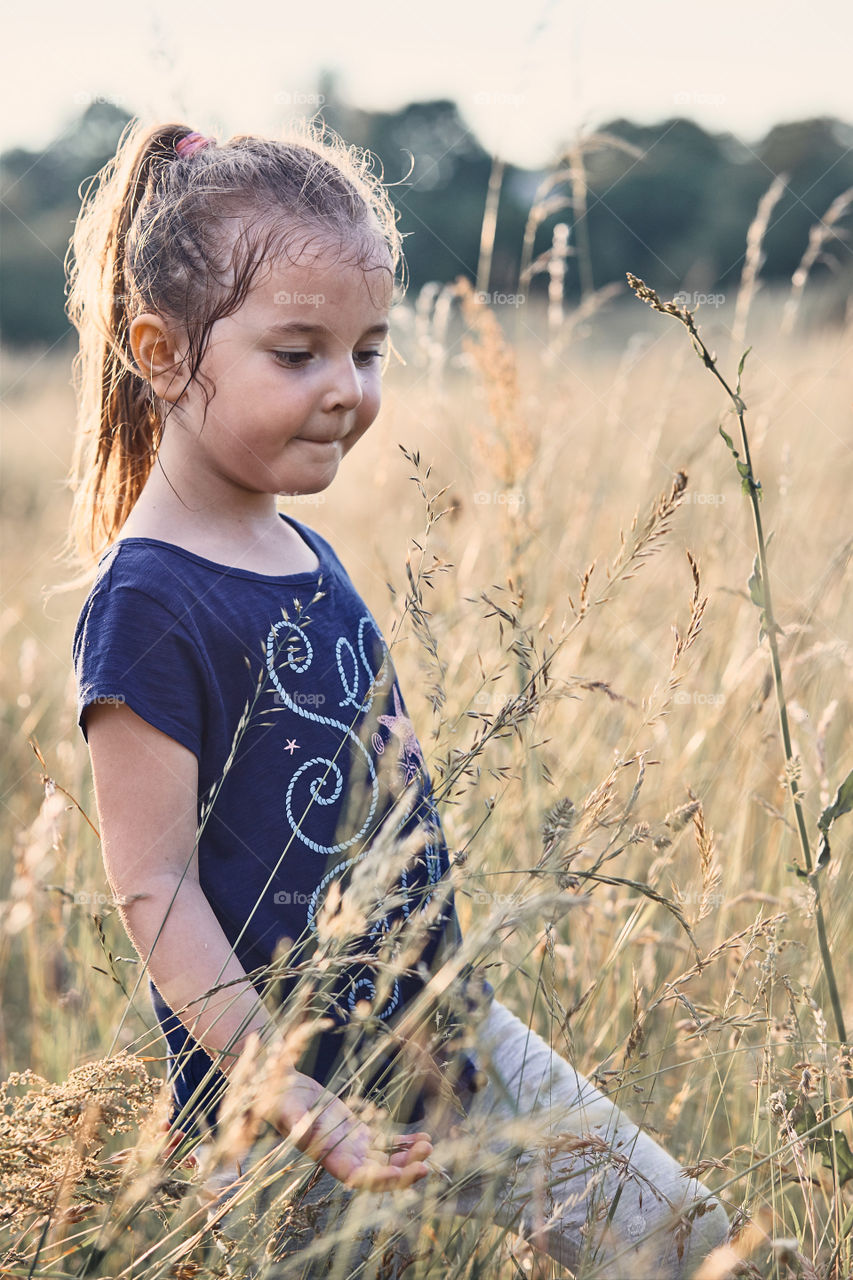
[364,377,383,415]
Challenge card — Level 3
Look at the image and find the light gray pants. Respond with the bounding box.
[194,998,729,1279]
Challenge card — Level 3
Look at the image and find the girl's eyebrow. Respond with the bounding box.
[260,321,389,338]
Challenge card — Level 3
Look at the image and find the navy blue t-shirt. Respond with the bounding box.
[73,513,492,1138]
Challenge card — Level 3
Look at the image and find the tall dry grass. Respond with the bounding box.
[0,179,851,1278]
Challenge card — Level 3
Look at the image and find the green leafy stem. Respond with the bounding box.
[627,274,852,1089]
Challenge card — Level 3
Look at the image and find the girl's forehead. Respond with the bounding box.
[248,243,394,315]
[212,214,395,315]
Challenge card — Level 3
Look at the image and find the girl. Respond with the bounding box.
[67,119,729,1276]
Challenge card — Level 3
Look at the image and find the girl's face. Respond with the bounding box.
[158,231,393,503]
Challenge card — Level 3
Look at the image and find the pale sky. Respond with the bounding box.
[3,0,852,167]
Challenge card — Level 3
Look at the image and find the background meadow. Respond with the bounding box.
[1,123,852,1277]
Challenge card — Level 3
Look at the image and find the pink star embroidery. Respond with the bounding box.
[377,685,425,781]
[284,739,299,755]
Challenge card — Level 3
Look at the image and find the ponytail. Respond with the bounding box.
[64,122,193,564]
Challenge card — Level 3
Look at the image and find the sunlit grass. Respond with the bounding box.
[1,262,851,1276]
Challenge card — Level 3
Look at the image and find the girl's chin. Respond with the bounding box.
[276,471,338,500]
[290,437,347,460]
[268,445,345,497]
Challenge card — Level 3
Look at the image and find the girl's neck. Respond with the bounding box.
[118,468,320,576]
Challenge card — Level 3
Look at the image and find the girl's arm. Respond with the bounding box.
[84,700,433,1190]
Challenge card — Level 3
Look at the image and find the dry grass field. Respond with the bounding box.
[1,264,851,1277]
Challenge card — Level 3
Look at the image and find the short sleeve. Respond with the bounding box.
[73,586,209,761]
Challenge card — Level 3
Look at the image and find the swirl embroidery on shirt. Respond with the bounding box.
[265,615,390,855]
[265,609,447,1020]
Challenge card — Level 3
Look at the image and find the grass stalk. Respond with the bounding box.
[626,272,850,1093]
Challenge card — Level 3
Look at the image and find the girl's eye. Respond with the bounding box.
[272,351,311,367]
[272,350,385,369]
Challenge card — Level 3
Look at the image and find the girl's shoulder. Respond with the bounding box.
[73,538,200,633]
[97,514,350,588]
[73,515,373,666]
[72,541,198,667]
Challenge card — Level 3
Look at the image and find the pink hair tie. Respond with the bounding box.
[175,131,213,159]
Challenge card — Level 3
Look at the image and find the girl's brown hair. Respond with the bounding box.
[64,118,404,566]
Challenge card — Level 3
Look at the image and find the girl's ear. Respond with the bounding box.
[129,313,191,404]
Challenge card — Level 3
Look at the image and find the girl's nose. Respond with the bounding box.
[323,357,364,412]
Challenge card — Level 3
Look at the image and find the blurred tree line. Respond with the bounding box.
[1,85,851,349]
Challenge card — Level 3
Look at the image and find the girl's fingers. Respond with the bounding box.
[366,1132,432,1159]
[389,1138,433,1167]
[279,1095,435,1190]
[345,1128,431,1180]
[377,1130,432,1154]
[156,1121,198,1168]
[347,1157,431,1191]
[392,1130,432,1146]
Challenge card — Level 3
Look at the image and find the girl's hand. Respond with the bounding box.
[156,1121,199,1169]
[271,1070,433,1191]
